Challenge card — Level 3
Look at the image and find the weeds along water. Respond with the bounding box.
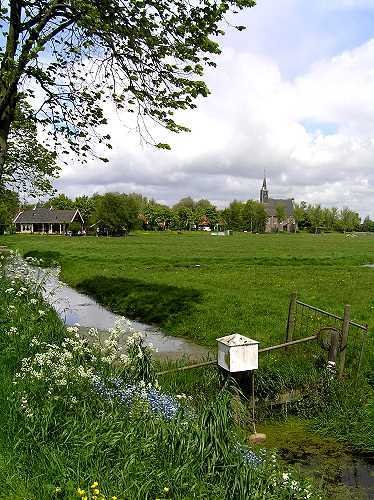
[0,251,319,499]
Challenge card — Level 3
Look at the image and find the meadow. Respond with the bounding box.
[2,231,373,347]
[0,233,373,497]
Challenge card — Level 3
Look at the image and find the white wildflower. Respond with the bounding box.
[176,393,187,400]
[119,354,129,365]
[67,326,79,334]
[8,326,18,336]
[30,337,40,347]
[290,480,299,490]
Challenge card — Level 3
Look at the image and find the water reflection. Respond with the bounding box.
[20,262,212,361]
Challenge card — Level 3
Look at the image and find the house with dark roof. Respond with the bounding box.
[13,207,84,234]
[259,176,297,233]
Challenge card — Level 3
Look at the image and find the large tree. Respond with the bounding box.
[46,192,73,209]
[0,188,19,233]
[2,100,59,196]
[221,200,244,230]
[94,192,139,233]
[74,194,96,223]
[242,199,266,232]
[339,207,361,233]
[0,0,255,186]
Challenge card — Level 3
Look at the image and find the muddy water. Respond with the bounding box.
[24,264,212,361]
[257,418,374,499]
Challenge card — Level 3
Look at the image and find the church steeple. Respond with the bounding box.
[260,171,269,203]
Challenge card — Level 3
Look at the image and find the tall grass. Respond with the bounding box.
[0,257,318,499]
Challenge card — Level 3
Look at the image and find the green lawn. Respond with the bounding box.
[2,232,373,347]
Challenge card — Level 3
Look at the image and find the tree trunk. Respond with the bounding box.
[0,1,22,185]
[0,97,18,186]
[0,129,7,182]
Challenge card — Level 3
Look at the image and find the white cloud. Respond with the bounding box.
[324,0,374,9]
[56,39,374,217]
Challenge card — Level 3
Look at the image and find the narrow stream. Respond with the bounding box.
[17,260,212,361]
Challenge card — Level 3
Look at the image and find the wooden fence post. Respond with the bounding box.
[338,304,351,379]
[285,292,297,350]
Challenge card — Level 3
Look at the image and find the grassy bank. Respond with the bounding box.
[1,232,373,347]
[0,255,318,499]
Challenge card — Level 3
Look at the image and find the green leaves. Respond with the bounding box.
[156,143,171,150]
[0,0,255,163]
[94,192,140,233]
[3,100,60,197]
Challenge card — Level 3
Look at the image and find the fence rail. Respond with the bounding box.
[157,335,318,376]
[157,294,369,378]
[288,294,368,378]
[295,300,368,332]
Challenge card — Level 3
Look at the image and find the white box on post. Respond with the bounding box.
[217,334,259,373]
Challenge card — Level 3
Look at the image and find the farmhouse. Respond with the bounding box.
[260,176,297,233]
[13,207,84,234]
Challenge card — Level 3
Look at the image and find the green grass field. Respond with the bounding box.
[2,231,373,347]
[1,231,374,497]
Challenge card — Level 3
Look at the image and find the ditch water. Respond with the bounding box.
[258,419,374,499]
[18,261,211,361]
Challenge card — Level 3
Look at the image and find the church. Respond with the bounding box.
[259,176,297,233]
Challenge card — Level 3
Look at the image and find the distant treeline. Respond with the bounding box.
[1,189,373,234]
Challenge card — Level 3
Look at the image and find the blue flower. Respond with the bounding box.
[238,445,262,467]
[93,376,180,420]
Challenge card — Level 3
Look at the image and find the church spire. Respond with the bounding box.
[260,171,269,203]
[262,170,267,190]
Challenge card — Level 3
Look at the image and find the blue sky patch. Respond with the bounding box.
[301,120,338,136]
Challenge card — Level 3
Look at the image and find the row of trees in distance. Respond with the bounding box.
[5,191,373,234]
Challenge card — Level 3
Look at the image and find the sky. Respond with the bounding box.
[55,0,374,217]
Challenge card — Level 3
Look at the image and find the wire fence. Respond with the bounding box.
[287,294,369,378]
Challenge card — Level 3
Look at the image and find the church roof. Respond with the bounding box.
[263,198,294,217]
[14,208,83,224]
